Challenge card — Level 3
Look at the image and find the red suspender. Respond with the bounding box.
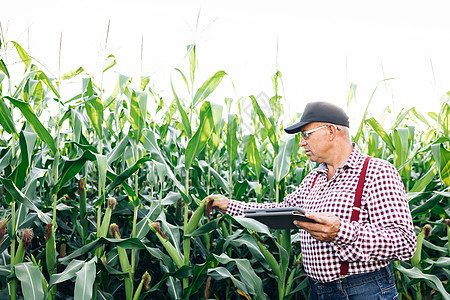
[310,173,320,191]
[340,157,371,276]
[308,157,372,277]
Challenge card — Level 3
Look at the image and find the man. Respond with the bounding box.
[209,101,416,299]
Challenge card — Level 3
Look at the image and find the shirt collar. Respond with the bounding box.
[315,143,363,173]
[344,143,363,169]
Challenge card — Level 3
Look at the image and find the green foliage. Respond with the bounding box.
[0,39,449,300]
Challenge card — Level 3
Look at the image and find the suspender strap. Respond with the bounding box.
[310,173,320,192]
[340,157,372,276]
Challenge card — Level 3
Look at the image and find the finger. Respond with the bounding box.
[304,212,334,224]
[294,220,318,229]
[294,219,331,235]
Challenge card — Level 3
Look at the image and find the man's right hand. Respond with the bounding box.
[206,194,229,213]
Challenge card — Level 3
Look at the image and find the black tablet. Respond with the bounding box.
[243,207,317,230]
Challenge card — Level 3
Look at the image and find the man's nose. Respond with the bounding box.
[299,136,307,147]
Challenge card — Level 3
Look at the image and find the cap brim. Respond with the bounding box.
[284,121,311,134]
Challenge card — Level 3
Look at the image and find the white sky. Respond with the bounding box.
[1,0,450,133]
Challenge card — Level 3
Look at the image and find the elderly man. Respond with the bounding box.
[209,101,416,299]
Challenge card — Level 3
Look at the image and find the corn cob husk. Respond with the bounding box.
[148,222,184,268]
[411,224,432,268]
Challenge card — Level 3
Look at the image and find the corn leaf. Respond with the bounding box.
[140,76,150,91]
[60,67,84,81]
[410,193,441,215]
[250,95,278,152]
[107,135,129,165]
[409,163,437,193]
[85,96,103,139]
[0,177,51,223]
[226,113,239,168]
[232,216,271,236]
[431,143,450,187]
[171,78,192,138]
[438,102,449,138]
[367,117,394,150]
[145,246,176,273]
[410,107,431,127]
[129,90,147,141]
[34,71,60,98]
[234,180,249,201]
[59,237,146,263]
[214,253,267,300]
[181,255,215,300]
[393,128,411,181]
[229,235,268,268]
[6,96,56,154]
[142,129,185,193]
[95,154,107,196]
[198,160,229,190]
[52,149,96,195]
[210,103,224,151]
[208,267,250,296]
[185,101,214,171]
[188,44,197,85]
[74,257,97,300]
[247,135,261,180]
[103,54,116,73]
[11,41,32,71]
[192,71,226,108]
[104,74,131,108]
[0,59,10,78]
[274,136,295,184]
[136,204,163,239]
[0,97,16,133]
[185,219,219,237]
[395,265,450,300]
[47,259,84,289]
[9,131,36,190]
[105,156,151,193]
[354,78,394,143]
[0,266,10,277]
[15,263,44,300]
[347,83,357,106]
[174,68,190,95]
[23,167,47,199]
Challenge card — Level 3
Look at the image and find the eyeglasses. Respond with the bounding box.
[300,124,342,139]
[300,125,329,140]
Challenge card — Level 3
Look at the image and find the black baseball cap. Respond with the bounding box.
[284,101,349,134]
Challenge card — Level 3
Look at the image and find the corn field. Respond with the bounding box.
[0,36,449,300]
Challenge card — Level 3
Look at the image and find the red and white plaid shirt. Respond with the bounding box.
[226,145,416,283]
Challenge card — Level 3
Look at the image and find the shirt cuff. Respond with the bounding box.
[330,220,358,248]
[225,199,244,216]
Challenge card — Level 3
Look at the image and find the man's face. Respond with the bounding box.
[299,122,330,164]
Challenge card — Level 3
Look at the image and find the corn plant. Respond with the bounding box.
[1,35,450,300]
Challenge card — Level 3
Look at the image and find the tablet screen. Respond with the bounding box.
[243,207,316,229]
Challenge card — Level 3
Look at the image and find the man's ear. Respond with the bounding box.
[328,125,337,140]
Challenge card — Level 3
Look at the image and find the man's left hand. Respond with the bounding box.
[294,212,340,242]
